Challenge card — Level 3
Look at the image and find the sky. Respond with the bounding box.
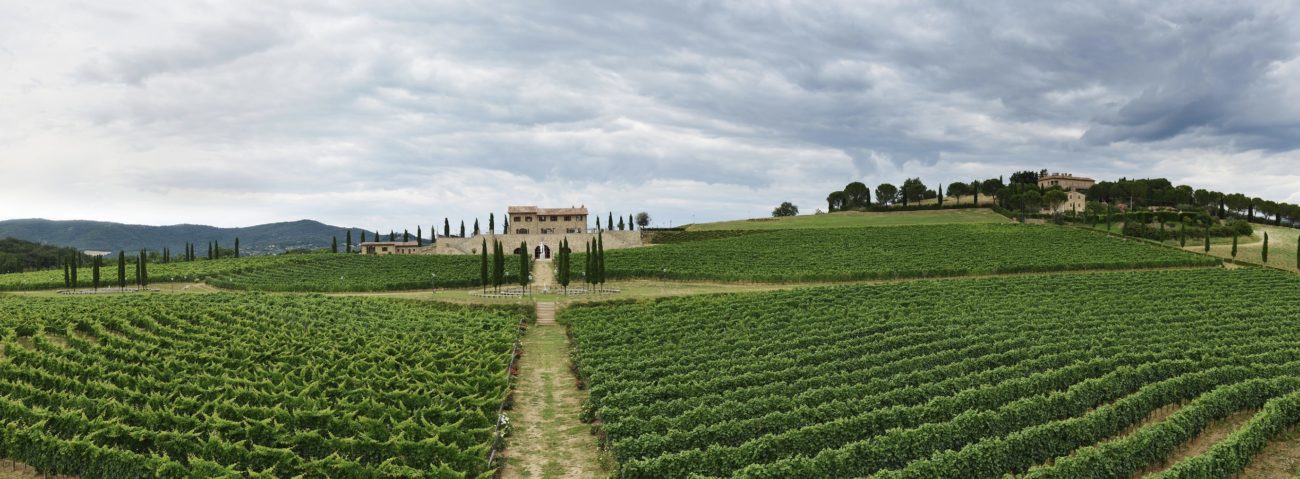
[1,1,1299,229]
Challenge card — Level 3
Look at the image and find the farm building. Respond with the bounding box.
[358,241,421,255]
[508,206,589,235]
[1038,172,1095,191]
[1043,191,1087,214]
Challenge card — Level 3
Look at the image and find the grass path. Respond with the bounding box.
[500,311,609,479]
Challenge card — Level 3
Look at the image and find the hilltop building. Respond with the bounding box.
[1038,172,1095,191]
[359,241,421,255]
[508,206,589,235]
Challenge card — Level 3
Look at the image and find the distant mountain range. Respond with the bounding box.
[0,219,382,255]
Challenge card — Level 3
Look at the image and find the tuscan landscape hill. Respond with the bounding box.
[0,218,369,256]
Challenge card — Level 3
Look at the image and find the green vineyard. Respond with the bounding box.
[207,254,485,292]
[0,294,529,477]
[575,224,1220,282]
[563,268,1300,478]
[0,255,314,291]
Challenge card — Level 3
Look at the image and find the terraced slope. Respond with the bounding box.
[0,294,529,477]
[563,268,1300,478]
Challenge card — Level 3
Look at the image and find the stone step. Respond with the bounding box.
[535,302,558,325]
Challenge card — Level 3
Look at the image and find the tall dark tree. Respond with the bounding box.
[900,178,927,206]
[473,220,480,236]
[937,185,944,207]
[347,230,353,253]
[557,238,569,292]
[503,216,509,234]
[63,257,70,288]
[1231,234,1238,258]
[493,240,505,292]
[214,241,220,260]
[71,254,78,288]
[519,241,530,290]
[584,239,593,288]
[117,251,126,290]
[1205,224,1211,252]
[489,213,495,235]
[460,221,466,238]
[138,250,148,288]
[207,242,213,260]
[92,255,101,292]
[445,218,451,238]
[598,232,606,290]
[234,237,240,258]
[403,229,410,242]
[480,238,489,292]
[1262,232,1269,263]
[618,216,626,230]
[416,226,422,246]
[629,214,635,231]
[608,213,614,232]
[1180,223,1186,247]
[360,231,367,243]
[332,236,339,253]
[597,217,602,230]
[389,230,396,241]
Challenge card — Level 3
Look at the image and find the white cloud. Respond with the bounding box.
[0,0,1298,230]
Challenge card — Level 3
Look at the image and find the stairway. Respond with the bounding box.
[536,302,557,326]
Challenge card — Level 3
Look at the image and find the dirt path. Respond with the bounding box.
[1135,409,1258,477]
[532,259,555,292]
[1237,427,1300,479]
[500,308,608,479]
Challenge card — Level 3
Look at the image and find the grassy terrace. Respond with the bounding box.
[684,208,1009,231]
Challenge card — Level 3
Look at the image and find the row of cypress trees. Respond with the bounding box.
[584,233,606,291]
[63,250,148,291]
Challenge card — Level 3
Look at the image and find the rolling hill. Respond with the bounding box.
[0,218,375,255]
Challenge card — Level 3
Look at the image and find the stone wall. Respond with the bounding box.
[431,231,643,255]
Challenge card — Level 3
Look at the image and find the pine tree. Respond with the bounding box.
[480,238,489,292]
[234,237,240,258]
[332,236,339,253]
[444,219,451,238]
[92,255,101,292]
[1262,232,1269,263]
[489,213,495,235]
[347,230,354,253]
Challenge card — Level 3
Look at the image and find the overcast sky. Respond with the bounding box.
[2,1,1299,229]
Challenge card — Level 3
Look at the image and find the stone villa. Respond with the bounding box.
[508,206,589,235]
[1038,172,1092,214]
[358,241,421,255]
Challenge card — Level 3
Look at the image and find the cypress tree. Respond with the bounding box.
[375,230,380,242]
[416,226,422,246]
[444,219,450,238]
[598,232,606,289]
[489,213,495,235]
[596,217,601,230]
[460,221,465,238]
[207,242,213,260]
[559,238,570,292]
[629,214,635,231]
[1204,225,1211,252]
[938,184,944,207]
[585,240,592,288]
[347,230,354,253]
[135,255,142,288]
[390,230,396,241]
[1296,236,1299,271]
[493,240,504,292]
[1231,234,1238,258]
[71,254,79,288]
[503,216,509,234]
[332,236,338,253]
[618,216,625,231]
[1262,232,1269,263]
[473,220,480,236]
[403,229,410,242]
[1180,223,1186,247]
[972,181,980,205]
[117,251,126,290]
[234,237,240,258]
[480,238,488,292]
[519,241,530,290]
[139,250,148,288]
[92,255,101,292]
[361,231,367,243]
[608,213,614,231]
[63,258,70,288]
[214,241,220,260]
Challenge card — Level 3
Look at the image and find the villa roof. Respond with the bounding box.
[507,205,588,215]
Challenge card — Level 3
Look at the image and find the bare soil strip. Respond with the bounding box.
[1134,409,1258,477]
[500,320,610,479]
[1237,427,1300,479]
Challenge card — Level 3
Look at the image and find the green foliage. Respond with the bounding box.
[208,254,486,292]
[0,237,81,274]
[1263,232,1269,263]
[569,224,1218,283]
[563,268,1300,478]
[771,202,799,217]
[0,294,525,477]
